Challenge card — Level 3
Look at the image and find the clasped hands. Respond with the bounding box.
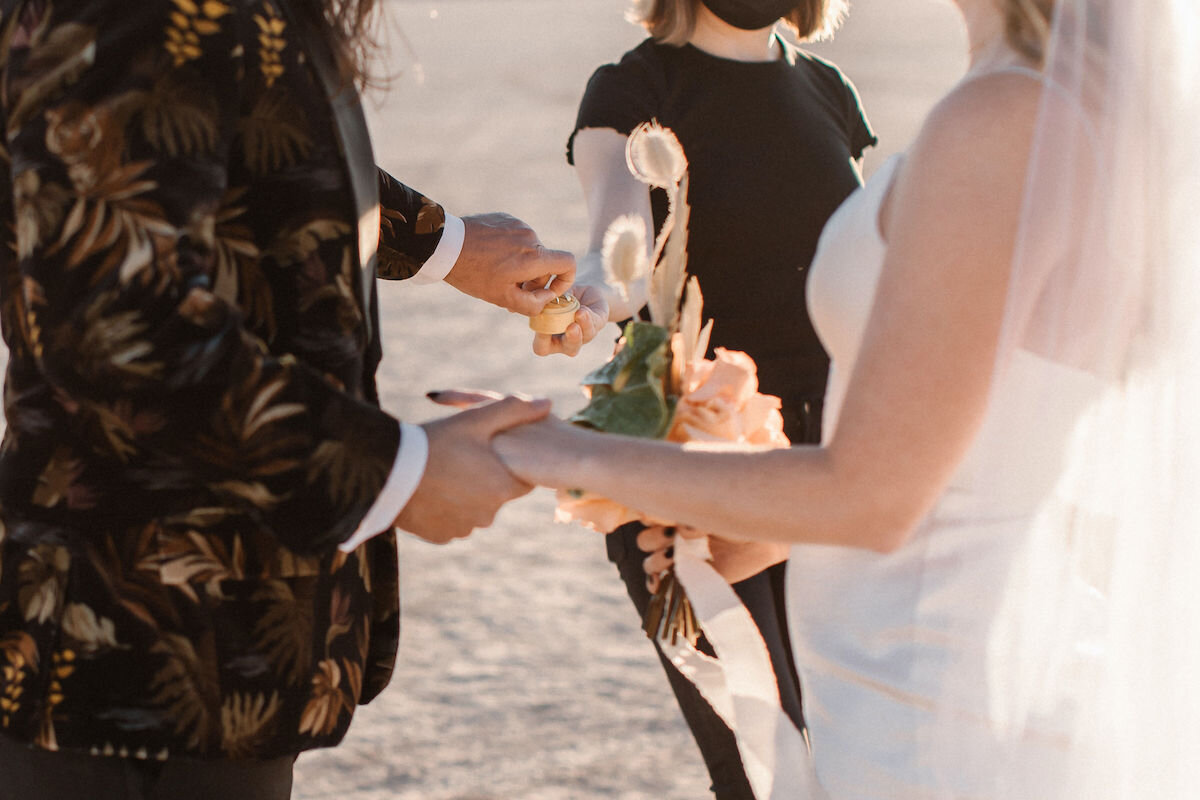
[405,391,786,591]
[397,213,782,587]
[393,212,604,545]
[401,212,783,586]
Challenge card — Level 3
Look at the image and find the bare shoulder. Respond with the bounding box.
[886,72,1043,239]
[878,70,1047,288]
[905,71,1043,187]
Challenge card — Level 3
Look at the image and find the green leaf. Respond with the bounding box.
[580,321,670,387]
[571,321,676,438]
[571,383,675,438]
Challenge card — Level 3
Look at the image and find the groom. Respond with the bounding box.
[0,1,578,796]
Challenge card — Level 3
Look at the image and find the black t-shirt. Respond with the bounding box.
[568,37,875,442]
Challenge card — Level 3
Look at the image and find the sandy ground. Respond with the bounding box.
[285,2,967,798]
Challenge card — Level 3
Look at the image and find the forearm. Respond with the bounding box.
[573,128,654,322]
[542,430,899,552]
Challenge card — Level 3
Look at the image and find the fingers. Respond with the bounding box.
[506,246,574,311]
[558,324,585,356]
[505,284,558,317]
[540,253,576,294]
[449,214,576,314]
[523,240,576,286]
[640,525,676,586]
[530,324,584,358]
[637,525,676,553]
[400,403,548,543]
[643,545,675,578]
[460,394,552,436]
[529,288,606,359]
[532,332,554,357]
[426,389,503,408]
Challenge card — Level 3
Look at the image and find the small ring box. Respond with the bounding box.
[529,294,581,335]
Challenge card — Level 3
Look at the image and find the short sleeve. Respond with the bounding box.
[840,73,878,160]
[566,40,665,165]
[803,53,878,161]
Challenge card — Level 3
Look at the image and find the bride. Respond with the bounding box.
[484,0,1200,796]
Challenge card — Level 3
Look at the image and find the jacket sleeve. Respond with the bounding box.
[375,168,449,280]
[566,41,665,166]
[2,0,401,555]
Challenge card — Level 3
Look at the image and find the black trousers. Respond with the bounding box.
[0,734,294,800]
[606,396,818,799]
[608,523,806,800]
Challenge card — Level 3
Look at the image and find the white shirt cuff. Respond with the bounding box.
[409,213,465,285]
[339,422,429,551]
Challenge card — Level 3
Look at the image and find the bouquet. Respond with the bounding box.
[558,122,790,646]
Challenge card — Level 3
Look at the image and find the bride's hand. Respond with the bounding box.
[491,416,583,487]
[638,525,789,591]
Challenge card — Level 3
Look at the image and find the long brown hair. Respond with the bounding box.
[293,0,381,87]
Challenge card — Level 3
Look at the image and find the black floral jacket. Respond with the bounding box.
[0,0,446,761]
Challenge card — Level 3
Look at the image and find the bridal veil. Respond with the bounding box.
[673,0,1200,797]
[929,0,1200,796]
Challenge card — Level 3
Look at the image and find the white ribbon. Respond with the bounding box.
[659,539,825,800]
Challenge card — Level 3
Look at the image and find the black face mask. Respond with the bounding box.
[700,0,796,30]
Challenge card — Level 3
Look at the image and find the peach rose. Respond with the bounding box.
[556,346,788,532]
[667,348,789,448]
[555,489,673,533]
[554,489,641,533]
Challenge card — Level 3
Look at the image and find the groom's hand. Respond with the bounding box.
[395,395,552,544]
[447,213,576,315]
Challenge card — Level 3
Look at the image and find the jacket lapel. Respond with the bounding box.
[288,7,380,345]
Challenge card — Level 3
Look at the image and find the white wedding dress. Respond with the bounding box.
[791,147,1105,799]
[672,4,1200,794]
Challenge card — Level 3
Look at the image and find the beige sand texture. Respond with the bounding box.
[287,1,967,798]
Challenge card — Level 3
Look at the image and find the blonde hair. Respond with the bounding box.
[628,0,848,45]
[1003,0,1055,63]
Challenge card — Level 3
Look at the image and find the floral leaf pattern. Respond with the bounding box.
[149,633,218,751]
[252,579,314,684]
[220,691,280,757]
[239,88,313,175]
[252,2,286,87]
[297,658,347,737]
[138,70,219,157]
[16,544,69,623]
[165,0,232,67]
[0,0,442,760]
[60,603,119,654]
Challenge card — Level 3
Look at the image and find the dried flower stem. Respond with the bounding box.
[643,568,700,648]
